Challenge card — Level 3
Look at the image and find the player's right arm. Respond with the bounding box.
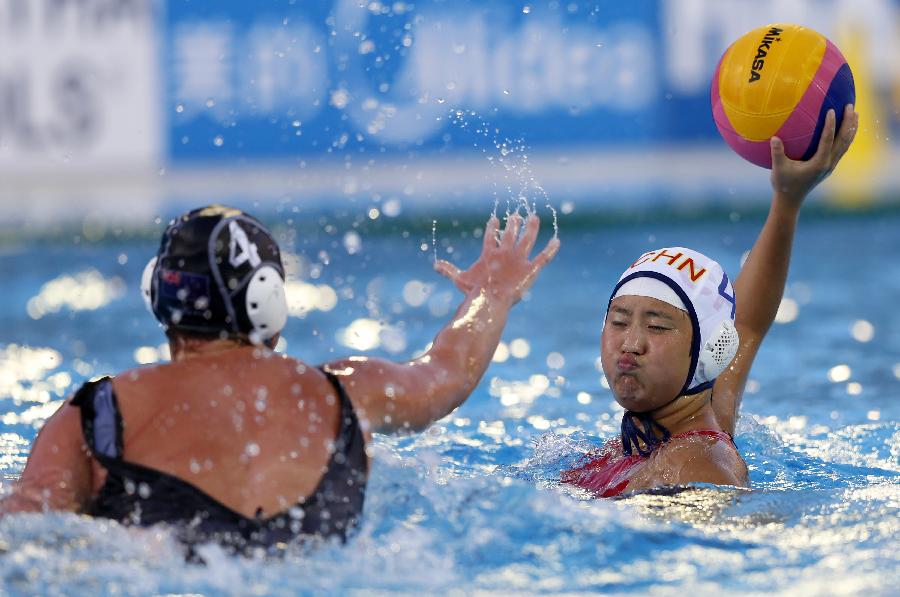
[0,400,93,517]
[712,105,858,435]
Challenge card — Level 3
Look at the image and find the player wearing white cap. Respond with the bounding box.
[563,106,858,496]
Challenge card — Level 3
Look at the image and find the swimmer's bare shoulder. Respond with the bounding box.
[110,348,336,419]
[628,436,749,491]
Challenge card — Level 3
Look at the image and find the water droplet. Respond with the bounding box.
[828,364,851,383]
[850,320,875,343]
[547,352,565,369]
[522,5,531,14]
[432,220,438,262]
[213,135,224,147]
[245,442,261,457]
[547,204,559,237]
[343,231,362,255]
[383,198,402,217]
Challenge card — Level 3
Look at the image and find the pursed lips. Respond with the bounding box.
[617,354,639,373]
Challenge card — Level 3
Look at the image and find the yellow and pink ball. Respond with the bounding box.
[711,24,855,169]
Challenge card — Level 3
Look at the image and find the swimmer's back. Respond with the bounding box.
[104,346,360,519]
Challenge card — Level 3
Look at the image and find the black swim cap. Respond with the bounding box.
[144,205,287,341]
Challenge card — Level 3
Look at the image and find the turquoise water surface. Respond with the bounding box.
[1,207,898,595]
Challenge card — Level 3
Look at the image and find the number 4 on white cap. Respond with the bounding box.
[228,221,262,269]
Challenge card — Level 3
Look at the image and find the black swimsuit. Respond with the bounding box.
[70,369,368,554]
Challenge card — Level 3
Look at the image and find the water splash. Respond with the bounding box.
[448,108,552,220]
[546,203,559,239]
[432,219,438,263]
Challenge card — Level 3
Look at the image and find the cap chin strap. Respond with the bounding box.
[141,257,287,344]
[621,411,672,457]
[621,385,721,456]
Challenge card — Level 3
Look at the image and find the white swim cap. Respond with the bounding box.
[609,247,739,395]
[613,277,687,311]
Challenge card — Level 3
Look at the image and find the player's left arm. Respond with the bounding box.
[0,400,93,517]
[712,105,859,435]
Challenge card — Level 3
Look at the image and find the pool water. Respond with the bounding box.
[1,208,898,595]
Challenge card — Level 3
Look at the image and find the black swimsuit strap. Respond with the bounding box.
[318,367,364,455]
[71,375,123,463]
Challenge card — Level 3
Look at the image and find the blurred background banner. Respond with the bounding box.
[1,0,899,222]
[0,1,160,172]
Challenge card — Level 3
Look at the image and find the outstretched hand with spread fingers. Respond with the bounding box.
[770,104,859,207]
[434,212,560,306]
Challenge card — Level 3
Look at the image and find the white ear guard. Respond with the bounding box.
[141,256,157,315]
[245,265,288,343]
[695,319,740,384]
[141,256,288,344]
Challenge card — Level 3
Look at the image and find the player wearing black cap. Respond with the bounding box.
[2,205,559,556]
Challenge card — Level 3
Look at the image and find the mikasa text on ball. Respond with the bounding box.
[711,24,855,169]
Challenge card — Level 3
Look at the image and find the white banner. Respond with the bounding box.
[0,0,161,174]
